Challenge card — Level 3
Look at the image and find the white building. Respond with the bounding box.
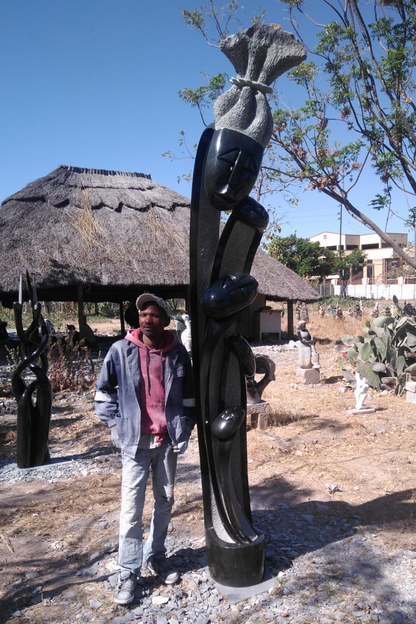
[309,231,408,285]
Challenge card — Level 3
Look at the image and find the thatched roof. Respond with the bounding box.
[0,165,319,306]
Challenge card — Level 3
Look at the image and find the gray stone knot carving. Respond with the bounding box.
[229,76,273,94]
[214,23,306,147]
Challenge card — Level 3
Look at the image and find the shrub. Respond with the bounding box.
[48,337,97,392]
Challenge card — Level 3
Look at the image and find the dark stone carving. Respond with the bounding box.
[0,320,9,341]
[12,273,52,468]
[247,355,276,405]
[190,126,266,588]
[190,23,306,588]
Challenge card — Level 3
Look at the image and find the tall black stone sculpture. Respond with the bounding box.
[12,272,52,469]
[190,24,306,587]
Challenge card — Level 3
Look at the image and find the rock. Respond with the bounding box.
[152,595,170,606]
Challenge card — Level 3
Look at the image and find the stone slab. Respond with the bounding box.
[406,391,416,404]
[347,408,376,414]
[208,565,279,604]
[296,367,320,384]
[247,401,270,414]
[247,401,271,430]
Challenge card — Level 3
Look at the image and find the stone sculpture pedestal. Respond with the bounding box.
[347,407,376,414]
[296,367,320,384]
[405,380,416,404]
[247,401,271,429]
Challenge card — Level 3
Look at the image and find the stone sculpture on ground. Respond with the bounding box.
[0,319,9,341]
[326,302,344,318]
[371,302,379,318]
[12,272,52,468]
[189,23,306,587]
[348,300,363,318]
[348,371,376,414]
[247,354,276,404]
[246,354,276,430]
[296,302,309,322]
[295,320,320,384]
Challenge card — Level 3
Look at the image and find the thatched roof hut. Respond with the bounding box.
[0,165,319,312]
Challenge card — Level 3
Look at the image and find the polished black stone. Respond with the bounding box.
[12,272,52,468]
[190,126,267,587]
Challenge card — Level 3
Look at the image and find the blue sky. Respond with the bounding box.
[0,0,410,241]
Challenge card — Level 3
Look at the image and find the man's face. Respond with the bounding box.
[139,304,167,342]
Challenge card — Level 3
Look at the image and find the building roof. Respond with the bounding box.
[311,230,407,240]
[309,231,339,238]
[0,165,319,305]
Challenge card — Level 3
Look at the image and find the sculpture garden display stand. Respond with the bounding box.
[190,24,305,587]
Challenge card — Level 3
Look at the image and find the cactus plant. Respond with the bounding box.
[337,298,416,395]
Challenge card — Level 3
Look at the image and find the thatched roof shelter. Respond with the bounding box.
[0,165,319,307]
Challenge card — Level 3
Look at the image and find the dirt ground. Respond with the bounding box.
[1,312,416,621]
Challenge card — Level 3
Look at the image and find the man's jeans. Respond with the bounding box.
[118,437,178,575]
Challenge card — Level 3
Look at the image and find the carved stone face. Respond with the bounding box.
[204,129,263,210]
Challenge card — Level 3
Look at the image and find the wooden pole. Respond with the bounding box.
[77,284,85,336]
[287,300,294,339]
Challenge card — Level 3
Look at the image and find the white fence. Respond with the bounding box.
[316,283,416,301]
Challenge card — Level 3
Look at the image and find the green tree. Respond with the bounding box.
[268,235,335,281]
[333,248,367,285]
[268,235,366,283]
[178,72,229,127]
[179,0,416,269]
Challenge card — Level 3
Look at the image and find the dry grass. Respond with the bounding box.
[307,310,369,344]
[248,311,416,551]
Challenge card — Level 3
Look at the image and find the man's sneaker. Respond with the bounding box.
[114,571,137,605]
[147,557,179,585]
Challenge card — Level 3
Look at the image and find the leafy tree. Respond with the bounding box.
[268,234,366,283]
[178,72,229,127]
[268,235,335,281]
[333,248,367,284]
[179,0,416,269]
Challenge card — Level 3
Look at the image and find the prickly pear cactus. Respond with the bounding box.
[337,298,416,395]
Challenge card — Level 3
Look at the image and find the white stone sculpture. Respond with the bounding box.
[354,371,369,410]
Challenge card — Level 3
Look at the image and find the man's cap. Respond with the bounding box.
[136,293,172,318]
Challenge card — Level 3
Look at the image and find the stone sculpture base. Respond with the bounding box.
[247,401,271,429]
[405,380,416,404]
[296,367,320,384]
[205,528,265,588]
[347,407,376,414]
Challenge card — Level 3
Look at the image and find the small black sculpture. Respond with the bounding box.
[190,24,306,586]
[0,320,8,341]
[12,272,52,468]
[247,355,276,405]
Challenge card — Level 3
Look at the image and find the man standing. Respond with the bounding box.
[95,294,195,605]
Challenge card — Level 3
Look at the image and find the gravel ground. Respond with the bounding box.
[1,342,416,623]
[3,442,416,624]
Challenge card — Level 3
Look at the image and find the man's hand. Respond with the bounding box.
[110,426,121,449]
